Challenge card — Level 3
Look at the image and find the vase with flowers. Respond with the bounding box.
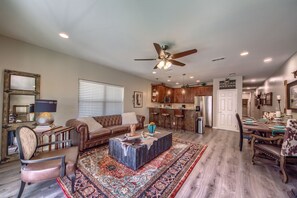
[147,122,156,135]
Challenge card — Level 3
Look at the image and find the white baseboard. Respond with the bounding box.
[213,126,239,132]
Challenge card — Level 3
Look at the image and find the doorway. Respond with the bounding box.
[217,89,238,131]
[242,99,248,117]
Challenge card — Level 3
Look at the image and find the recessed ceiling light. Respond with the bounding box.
[176,82,179,85]
[190,76,194,79]
[251,79,256,82]
[167,76,171,82]
[240,51,249,56]
[59,32,69,39]
[152,71,156,74]
[264,57,272,63]
[196,80,200,83]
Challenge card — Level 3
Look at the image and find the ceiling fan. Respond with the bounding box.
[134,43,198,70]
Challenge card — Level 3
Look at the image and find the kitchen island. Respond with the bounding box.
[148,107,199,132]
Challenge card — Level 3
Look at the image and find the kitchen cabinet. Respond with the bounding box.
[193,86,213,96]
[173,88,184,103]
[165,87,174,103]
[184,87,195,103]
[151,84,166,103]
[152,85,213,103]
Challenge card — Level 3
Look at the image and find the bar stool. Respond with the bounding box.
[161,109,171,129]
[151,109,159,126]
[174,109,185,132]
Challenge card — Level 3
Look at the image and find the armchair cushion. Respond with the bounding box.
[21,146,78,183]
[33,146,78,174]
[78,117,103,132]
[21,161,61,183]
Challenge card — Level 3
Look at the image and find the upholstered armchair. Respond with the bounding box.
[15,126,79,197]
[251,119,297,183]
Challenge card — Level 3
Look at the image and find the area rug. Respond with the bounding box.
[57,138,207,198]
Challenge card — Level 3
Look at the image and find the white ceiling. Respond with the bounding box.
[0,0,297,87]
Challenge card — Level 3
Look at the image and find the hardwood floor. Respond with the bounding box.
[0,128,296,198]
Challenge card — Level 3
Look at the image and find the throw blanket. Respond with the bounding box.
[116,135,158,156]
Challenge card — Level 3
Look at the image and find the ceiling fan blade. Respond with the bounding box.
[171,49,198,59]
[134,58,156,61]
[170,60,185,66]
[153,43,162,56]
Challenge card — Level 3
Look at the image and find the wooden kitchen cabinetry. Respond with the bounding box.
[152,84,213,103]
[193,86,213,96]
[173,88,185,103]
[151,84,166,103]
[165,87,174,103]
[184,87,195,103]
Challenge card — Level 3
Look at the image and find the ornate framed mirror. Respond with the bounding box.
[1,70,40,161]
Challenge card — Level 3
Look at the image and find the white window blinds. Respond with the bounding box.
[79,80,124,117]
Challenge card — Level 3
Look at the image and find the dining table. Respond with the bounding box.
[242,119,286,137]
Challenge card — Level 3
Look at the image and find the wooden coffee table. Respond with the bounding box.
[109,131,172,170]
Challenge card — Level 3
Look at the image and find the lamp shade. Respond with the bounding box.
[34,99,57,112]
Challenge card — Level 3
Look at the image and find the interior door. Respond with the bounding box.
[217,90,237,131]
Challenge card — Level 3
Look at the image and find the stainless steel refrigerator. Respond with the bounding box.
[194,96,213,127]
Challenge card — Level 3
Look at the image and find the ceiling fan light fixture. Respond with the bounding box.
[157,60,165,69]
[163,61,172,70]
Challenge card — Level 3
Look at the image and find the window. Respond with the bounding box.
[79,80,124,117]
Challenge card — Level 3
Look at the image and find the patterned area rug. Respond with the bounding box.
[57,138,207,198]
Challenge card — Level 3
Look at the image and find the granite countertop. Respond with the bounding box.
[148,107,195,110]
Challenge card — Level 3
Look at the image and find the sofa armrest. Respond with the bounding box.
[66,119,89,151]
[136,115,145,129]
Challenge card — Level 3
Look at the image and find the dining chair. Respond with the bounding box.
[15,126,79,197]
[236,113,253,151]
[251,119,297,183]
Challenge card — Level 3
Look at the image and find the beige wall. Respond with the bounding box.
[252,52,297,119]
[0,35,153,159]
[213,76,243,130]
[242,92,252,117]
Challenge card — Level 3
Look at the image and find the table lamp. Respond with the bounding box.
[34,99,57,126]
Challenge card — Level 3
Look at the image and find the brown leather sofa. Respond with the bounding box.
[66,114,145,151]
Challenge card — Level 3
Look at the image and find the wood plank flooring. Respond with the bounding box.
[0,128,296,198]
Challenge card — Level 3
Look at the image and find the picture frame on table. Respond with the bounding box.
[133,91,143,108]
[287,80,297,111]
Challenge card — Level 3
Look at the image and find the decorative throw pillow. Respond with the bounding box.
[77,117,103,132]
[122,112,138,125]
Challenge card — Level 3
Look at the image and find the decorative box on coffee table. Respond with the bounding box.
[109,131,172,170]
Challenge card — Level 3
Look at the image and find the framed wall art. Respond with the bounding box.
[287,80,297,111]
[265,92,273,106]
[133,91,143,108]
